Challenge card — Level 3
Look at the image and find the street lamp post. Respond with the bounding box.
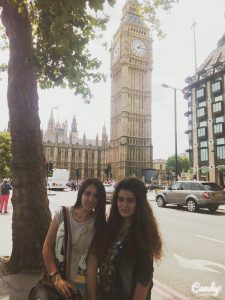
[161,83,178,181]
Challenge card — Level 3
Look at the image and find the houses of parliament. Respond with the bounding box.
[43,0,153,180]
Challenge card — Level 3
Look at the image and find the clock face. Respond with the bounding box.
[112,42,120,63]
[131,39,147,57]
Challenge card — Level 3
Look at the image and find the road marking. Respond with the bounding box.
[196,234,225,244]
[174,253,225,273]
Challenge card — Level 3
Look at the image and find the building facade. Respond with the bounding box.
[109,0,153,179]
[43,111,109,179]
[43,0,153,180]
[184,33,225,185]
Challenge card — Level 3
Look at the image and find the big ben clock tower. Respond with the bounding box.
[110,0,153,179]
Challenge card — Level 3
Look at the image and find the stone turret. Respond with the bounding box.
[102,124,108,145]
[70,115,78,143]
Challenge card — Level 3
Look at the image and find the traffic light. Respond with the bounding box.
[49,161,54,173]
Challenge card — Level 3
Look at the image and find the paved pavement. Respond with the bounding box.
[1,190,216,300]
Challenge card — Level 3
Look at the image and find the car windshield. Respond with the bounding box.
[201,182,222,191]
[104,185,114,192]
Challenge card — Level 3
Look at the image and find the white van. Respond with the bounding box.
[47,169,69,191]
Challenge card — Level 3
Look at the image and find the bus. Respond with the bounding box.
[47,168,69,191]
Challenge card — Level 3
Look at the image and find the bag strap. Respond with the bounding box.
[62,206,72,280]
[62,206,69,279]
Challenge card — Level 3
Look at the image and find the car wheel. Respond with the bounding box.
[157,196,166,207]
[208,206,218,213]
[187,199,197,212]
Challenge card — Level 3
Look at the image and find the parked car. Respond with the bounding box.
[150,184,165,191]
[156,181,225,213]
[104,184,114,203]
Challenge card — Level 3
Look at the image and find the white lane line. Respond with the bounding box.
[196,234,225,244]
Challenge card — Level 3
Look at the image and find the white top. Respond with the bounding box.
[55,207,95,297]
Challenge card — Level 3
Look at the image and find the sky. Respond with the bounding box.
[0,0,225,159]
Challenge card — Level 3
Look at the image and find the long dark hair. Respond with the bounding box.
[103,177,162,261]
[74,177,106,260]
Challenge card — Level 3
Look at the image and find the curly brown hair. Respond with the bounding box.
[74,177,106,261]
[102,177,163,261]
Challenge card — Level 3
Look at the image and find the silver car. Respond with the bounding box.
[156,181,225,213]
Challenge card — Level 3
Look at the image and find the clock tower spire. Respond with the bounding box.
[110,0,153,179]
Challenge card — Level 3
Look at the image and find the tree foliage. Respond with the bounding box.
[166,155,190,175]
[0,0,179,99]
[0,131,12,179]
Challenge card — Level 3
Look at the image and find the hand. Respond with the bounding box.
[54,275,73,299]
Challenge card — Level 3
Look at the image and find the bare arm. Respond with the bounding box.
[132,282,150,300]
[42,216,73,299]
[87,251,98,300]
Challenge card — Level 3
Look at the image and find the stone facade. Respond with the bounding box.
[184,33,225,185]
[43,111,109,179]
[109,0,153,179]
[43,0,153,180]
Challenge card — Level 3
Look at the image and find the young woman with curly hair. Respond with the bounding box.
[87,177,163,300]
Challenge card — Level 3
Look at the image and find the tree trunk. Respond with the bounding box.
[0,1,51,272]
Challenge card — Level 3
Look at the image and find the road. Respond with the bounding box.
[150,194,225,300]
[0,190,225,299]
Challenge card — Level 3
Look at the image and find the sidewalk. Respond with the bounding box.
[0,266,189,300]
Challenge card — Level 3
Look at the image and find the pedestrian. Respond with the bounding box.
[71,179,76,191]
[28,177,106,300]
[88,177,163,300]
[0,178,12,214]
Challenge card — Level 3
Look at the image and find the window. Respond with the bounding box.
[215,116,224,123]
[199,120,207,127]
[171,182,182,190]
[181,182,191,190]
[214,95,223,102]
[198,101,206,108]
[200,141,207,147]
[199,141,208,162]
[198,127,207,137]
[196,88,205,99]
[212,81,221,93]
[191,182,203,190]
[197,107,206,117]
[200,148,208,161]
[216,138,225,159]
[214,123,223,134]
[213,102,222,113]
